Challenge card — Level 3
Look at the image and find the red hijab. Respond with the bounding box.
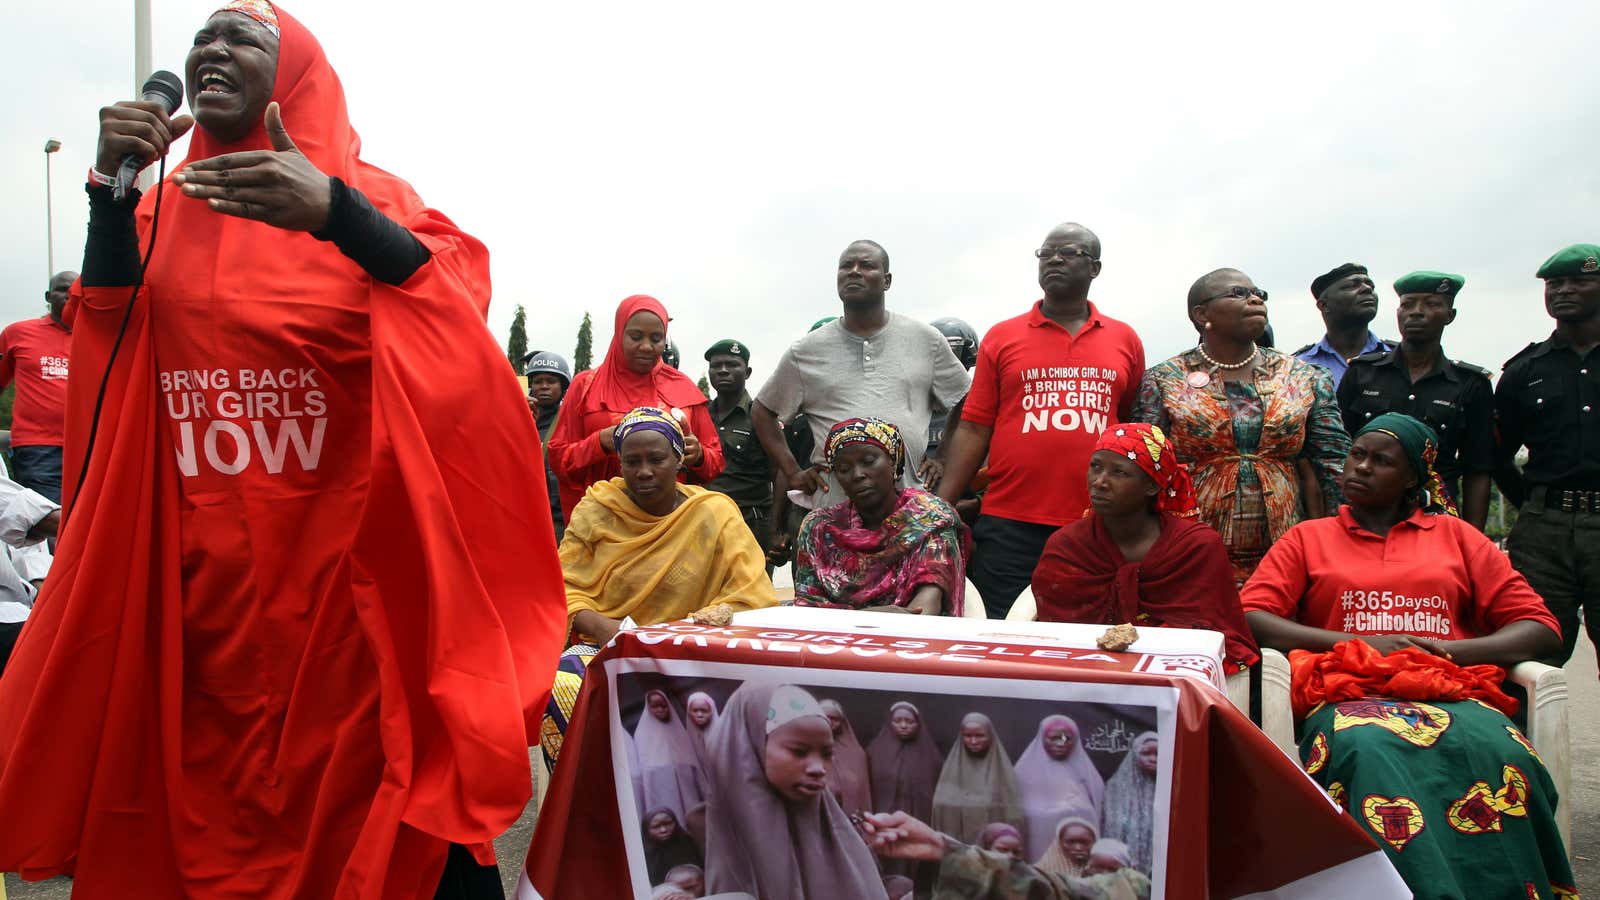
[0,6,566,896]
[1034,425,1257,670]
[586,295,706,413]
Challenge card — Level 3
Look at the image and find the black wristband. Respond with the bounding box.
[81,183,144,287]
[312,176,432,286]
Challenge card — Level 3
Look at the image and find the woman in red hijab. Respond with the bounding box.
[546,295,723,521]
[1031,423,1259,671]
[0,4,565,898]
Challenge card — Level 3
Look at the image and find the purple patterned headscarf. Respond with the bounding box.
[613,406,685,457]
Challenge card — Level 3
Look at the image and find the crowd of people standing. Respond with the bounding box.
[529,226,1596,654]
[529,224,1592,899]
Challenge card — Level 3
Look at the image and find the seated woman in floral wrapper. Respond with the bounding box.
[540,407,776,770]
[793,417,970,615]
[1241,413,1575,900]
[1031,422,1259,673]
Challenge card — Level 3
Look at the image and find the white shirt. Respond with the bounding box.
[0,474,58,624]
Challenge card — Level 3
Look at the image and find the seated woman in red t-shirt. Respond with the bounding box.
[1031,423,1259,672]
[1241,413,1573,899]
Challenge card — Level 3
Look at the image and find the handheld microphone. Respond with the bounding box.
[114,70,185,201]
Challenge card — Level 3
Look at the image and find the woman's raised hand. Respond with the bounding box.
[174,102,333,231]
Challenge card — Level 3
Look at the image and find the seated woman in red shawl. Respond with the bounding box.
[1031,423,1259,672]
[546,294,723,521]
[793,418,970,615]
[0,3,565,898]
[1241,413,1573,899]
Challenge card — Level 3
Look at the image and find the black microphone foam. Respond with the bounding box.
[114,70,185,201]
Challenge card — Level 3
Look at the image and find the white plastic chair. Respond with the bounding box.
[959,577,988,620]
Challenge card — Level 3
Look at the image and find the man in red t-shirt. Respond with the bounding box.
[0,271,75,502]
[938,223,1145,617]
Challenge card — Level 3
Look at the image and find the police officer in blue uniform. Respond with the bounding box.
[1295,262,1398,385]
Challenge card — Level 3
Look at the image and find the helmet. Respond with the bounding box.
[523,350,573,387]
[1255,322,1276,350]
[663,340,681,370]
[930,317,979,368]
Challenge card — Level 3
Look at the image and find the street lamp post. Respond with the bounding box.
[135,0,154,191]
[44,138,61,278]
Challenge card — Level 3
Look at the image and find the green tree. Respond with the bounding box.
[1485,486,1519,543]
[0,383,13,430]
[506,304,529,372]
[574,311,594,372]
[696,375,711,398]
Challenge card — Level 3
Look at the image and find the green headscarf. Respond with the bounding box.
[1355,413,1457,516]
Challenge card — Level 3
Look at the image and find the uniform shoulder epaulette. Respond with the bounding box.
[1351,349,1389,364]
[1291,343,1315,356]
[1377,337,1400,349]
[1502,342,1542,370]
[1452,359,1493,379]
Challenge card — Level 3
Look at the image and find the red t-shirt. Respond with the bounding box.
[1240,506,1560,641]
[961,301,1144,525]
[0,315,71,447]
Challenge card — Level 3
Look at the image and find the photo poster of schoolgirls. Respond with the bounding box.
[604,657,1175,900]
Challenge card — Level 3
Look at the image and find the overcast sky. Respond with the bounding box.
[5,1,1596,396]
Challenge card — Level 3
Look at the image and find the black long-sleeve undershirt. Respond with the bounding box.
[80,176,431,289]
[311,176,431,286]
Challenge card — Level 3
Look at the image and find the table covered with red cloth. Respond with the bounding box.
[518,611,1409,900]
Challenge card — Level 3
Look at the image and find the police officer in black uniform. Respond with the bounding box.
[1338,271,1494,529]
[1495,242,1600,667]
[523,350,573,540]
[926,317,979,459]
[703,339,775,568]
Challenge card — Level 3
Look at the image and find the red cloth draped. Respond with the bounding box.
[1288,640,1518,719]
[1032,513,1260,671]
[0,7,566,898]
[546,295,721,519]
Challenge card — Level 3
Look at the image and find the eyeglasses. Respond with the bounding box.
[1202,286,1269,303]
[1035,246,1098,261]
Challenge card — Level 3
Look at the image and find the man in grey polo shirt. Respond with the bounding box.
[753,239,970,556]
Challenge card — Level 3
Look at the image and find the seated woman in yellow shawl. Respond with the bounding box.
[541,407,776,771]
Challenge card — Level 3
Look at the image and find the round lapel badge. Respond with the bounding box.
[1186,370,1212,389]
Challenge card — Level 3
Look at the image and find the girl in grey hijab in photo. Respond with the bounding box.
[700,683,888,900]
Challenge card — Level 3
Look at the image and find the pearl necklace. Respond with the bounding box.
[1196,344,1258,371]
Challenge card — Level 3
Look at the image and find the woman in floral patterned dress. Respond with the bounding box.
[1133,268,1349,584]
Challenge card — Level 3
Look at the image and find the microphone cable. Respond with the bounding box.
[67,159,169,519]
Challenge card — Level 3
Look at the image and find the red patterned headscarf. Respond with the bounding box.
[825,417,906,476]
[1095,423,1199,517]
[217,0,280,37]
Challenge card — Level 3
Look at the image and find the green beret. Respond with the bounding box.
[810,316,838,332]
[1536,243,1600,279]
[1393,270,1465,297]
[703,339,750,362]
